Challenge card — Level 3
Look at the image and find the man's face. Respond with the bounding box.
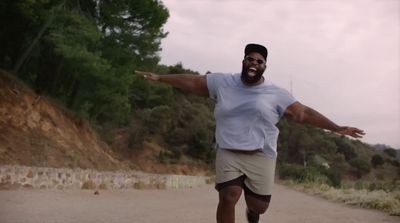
[241,52,267,84]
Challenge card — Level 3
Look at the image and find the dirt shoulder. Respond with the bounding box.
[0,184,398,223]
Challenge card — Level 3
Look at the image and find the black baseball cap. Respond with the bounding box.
[244,43,268,60]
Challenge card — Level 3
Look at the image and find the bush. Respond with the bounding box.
[157,149,182,164]
[325,168,343,188]
[354,181,369,190]
[349,158,371,178]
[128,115,147,150]
[165,98,215,161]
[371,154,384,168]
[278,164,329,184]
[334,138,357,161]
[368,181,399,192]
[301,167,330,184]
[144,105,172,135]
[278,163,304,180]
[384,148,397,158]
[391,160,400,167]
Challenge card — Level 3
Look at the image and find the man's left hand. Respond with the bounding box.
[335,126,365,138]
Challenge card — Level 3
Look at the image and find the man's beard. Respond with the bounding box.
[241,64,264,84]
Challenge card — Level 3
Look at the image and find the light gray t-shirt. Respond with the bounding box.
[207,73,296,158]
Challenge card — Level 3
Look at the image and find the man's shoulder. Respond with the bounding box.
[207,72,239,85]
[208,72,238,78]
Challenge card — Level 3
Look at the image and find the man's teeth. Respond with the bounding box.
[248,68,257,77]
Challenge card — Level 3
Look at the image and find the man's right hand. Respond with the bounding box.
[135,70,160,82]
[135,70,209,97]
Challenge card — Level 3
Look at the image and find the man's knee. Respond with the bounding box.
[251,202,269,214]
[219,186,243,205]
[244,189,271,214]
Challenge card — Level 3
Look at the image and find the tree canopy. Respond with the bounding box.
[1,0,169,124]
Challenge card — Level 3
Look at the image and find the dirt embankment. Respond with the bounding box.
[0,70,209,175]
[0,70,121,170]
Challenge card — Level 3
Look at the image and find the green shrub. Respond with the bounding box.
[354,181,369,190]
[371,154,384,168]
[278,164,329,184]
[368,181,399,192]
[349,158,371,178]
[384,148,397,158]
[325,168,342,188]
[127,116,146,149]
[278,163,304,180]
[157,149,182,164]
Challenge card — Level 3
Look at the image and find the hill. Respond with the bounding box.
[0,70,121,170]
[0,70,208,175]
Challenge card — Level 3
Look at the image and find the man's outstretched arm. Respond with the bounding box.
[284,101,365,138]
[136,71,209,97]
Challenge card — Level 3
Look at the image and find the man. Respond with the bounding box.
[137,43,364,223]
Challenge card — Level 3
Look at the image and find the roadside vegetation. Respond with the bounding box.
[281,180,400,216]
[277,157,400,215]
[276,120,400,215]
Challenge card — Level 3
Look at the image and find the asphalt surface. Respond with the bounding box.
[0,184,399,223]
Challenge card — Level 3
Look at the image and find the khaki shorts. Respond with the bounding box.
[215,148,276,196]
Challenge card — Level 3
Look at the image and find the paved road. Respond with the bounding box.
[0,184,399,223]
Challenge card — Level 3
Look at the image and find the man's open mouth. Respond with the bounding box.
[248,67,257,77]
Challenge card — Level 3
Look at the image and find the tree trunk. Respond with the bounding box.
[50,58,64,94]
[67,78,80,108]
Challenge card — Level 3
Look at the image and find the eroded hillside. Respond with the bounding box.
[0,70,121,170]
[0,70,210,175]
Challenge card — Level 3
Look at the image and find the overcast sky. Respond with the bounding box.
[159,0,400,149]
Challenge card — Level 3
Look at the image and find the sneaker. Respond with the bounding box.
[246,208,260,223]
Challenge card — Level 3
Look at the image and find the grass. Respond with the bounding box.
[281,180,400,216]
[81,180,96,189]
[133,180,166,190]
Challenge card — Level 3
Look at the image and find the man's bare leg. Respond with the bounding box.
[244,192,269,223]
[217,185,243,223]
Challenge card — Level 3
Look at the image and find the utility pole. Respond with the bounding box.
[290,79,293,96]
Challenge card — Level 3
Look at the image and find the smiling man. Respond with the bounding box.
[241,44,267,85]
[137,43,364,223]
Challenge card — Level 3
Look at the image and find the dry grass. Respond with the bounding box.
[133,180,167,190]
[81,180,97,189]
[282,180,400,216]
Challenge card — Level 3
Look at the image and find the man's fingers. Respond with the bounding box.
[135,70,159,81]
[337,127,365,138]
[352,128,365,137]
[135,70,152,79]
[135,70,149,77]
[350,128,365,138]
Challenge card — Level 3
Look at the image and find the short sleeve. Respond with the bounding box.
[276,88,296,117]
[206,73,222,100]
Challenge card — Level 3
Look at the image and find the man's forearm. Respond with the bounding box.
[158,74,195,90]
[302,106,340,132]
[158,74,208,96]
[138,70,209,97]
